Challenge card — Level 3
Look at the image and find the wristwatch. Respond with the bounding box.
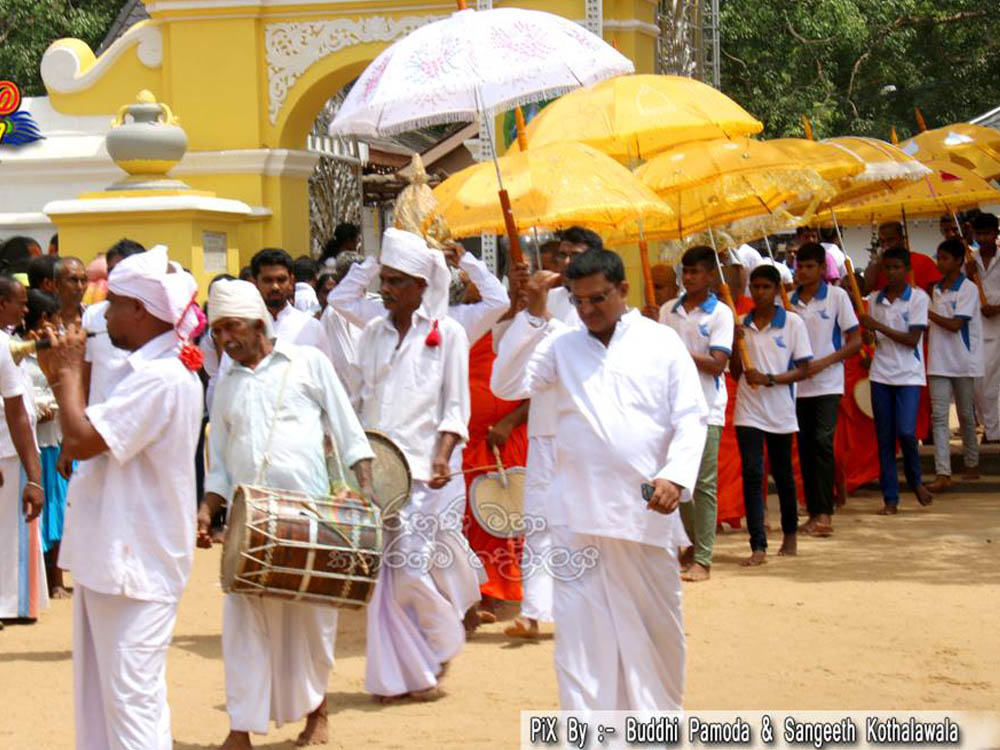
[766,373,776,387]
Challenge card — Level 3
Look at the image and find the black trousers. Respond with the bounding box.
[736,426,799,551]
[796,395,841,517]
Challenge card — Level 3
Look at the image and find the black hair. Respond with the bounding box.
[209,273,236,289]
[316,271,336,289]
[292,255,318,284]
[49,233,58,252]
[972,212,999,232]
[322,223,361,261]
[27,255,57,289]
[681,245,717,272]
[559,226,604,252]
[819,227,838,243]
[25,289,59,331]
[795,225,814,237]
[879,221,904,236]
[939,214,957,225]
[539,239,562,256]
[0,236,37,275]
[0,274,22,300]
[796,242,827,266]
[565,248,625,284]
[937,238,965,262]
[106,238,146,264]
[251,248,294,277]
[749,264,781,287]
[882,246,911,268]
[239,266,253,281]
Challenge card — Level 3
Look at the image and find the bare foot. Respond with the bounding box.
[49,585,72,599]
[476,609,497,624]
[811,514,833,538]
[409,685,445,702]
[681,562,710,582]
[798,516,817,535]
[463,607,482,634]
[295,698,328,746]
[914,484,933,506]
[220,731,253,750]
[678,546,695,571]
[876,504,899,515]
[778,534,797,556]
[212,528,226,544]
[373,693,409,705]
[740,550,767,567]
[504,616,540,639]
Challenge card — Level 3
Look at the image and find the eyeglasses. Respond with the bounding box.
[569,287,617,307]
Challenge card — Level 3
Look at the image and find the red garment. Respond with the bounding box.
[835,354,881,493]
[716,294,755,528]
[462,333,528,602]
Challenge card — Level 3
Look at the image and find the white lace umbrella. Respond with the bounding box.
[329,8,634,138]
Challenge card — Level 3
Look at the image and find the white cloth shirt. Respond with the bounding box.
[867,285,930,387]
[82,301,130,405]
[59,331,203,603]
[659,292,734,427]
[790,282,859,397]
[293,282,320,315]
[733,306,814,433]
[0,331,33,460]
[353,306,470,482]
[928,274,984,378]
[319,305,362,400]
[972,247,1000,341]
[205,342,373,500]
[491,309,708,548]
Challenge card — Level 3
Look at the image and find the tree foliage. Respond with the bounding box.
[0,0,121,96]
[719,0,1000,140]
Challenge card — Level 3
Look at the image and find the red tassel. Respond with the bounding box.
[424,319,441,347]
[178,341,204,371]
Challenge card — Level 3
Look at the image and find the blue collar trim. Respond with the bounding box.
[674,291,719,314]
[936,273,966,292]
[743,305,786,330]
[876,284,913,304]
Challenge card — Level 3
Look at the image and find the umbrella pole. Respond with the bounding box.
[514,107,529,151]
[637,222,657,312]
[761,228,792,310]
[708,227,754,374]
[481,108,526,267]
[831,209,866,315]
[951,209,989,307]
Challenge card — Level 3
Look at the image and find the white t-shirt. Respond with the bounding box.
[733,306,813,433]
[791,283,859,397]
[660,292,734,427]
[928,274,984,378]
[867,285,930,387]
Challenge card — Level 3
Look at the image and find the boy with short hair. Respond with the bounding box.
[858,247,934,513]
[660,246,734,582]
[791,243,861,537]
[731,265,813,567]
[925,238,983,491]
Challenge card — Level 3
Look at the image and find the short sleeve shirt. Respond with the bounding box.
[733,307,813,434]
[660,292,734,426]
[867,285,930,387]
[928,274,983,378]
[791,283,859,397]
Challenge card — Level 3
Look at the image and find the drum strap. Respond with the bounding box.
[254,357,295,486]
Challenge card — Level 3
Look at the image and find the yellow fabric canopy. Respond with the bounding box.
[901,123,1000,180]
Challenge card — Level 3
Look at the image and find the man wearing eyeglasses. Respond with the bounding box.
[491,248,708,710]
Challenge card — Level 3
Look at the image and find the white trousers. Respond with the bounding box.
[223,594,337,733]
[551,526,685,711]
[365,480,467,697]
[974,336,1000,440]
[521,436,555,622]
[73,585,178,750]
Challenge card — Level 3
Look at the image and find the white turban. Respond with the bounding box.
[207,279,275,340]
[108,244,201,339]
[379,227,450,320]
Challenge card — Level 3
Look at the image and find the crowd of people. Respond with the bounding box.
[0,208,996,748]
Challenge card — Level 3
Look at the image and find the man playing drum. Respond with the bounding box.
[196,279,374,749]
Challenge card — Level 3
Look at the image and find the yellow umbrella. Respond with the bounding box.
[768,138,866,182]
[518,74,763,162]
[819,136,931,207]
[900,123,1000,180]
[433,141,675,238]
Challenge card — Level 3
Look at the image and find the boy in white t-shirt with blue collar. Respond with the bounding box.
[731,264,813,566]
[858,247,935,513]
[925,238,983,492]
[660,246,734,582]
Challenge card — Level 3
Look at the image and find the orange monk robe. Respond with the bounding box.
[716,295,755,528]
[462,332,528,602]
[835,353,881,493]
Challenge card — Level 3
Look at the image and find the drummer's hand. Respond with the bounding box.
[486,419,514,452]
[428,457,450,490]
[196,503,214,549]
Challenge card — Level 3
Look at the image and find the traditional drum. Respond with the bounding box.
[221,485,382,609]
[365,429,412,518]
[469,447,527,539]
[853,377,874,419]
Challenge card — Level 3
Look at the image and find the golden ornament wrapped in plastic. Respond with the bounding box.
[393,154,452,249]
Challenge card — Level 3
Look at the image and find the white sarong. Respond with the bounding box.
[521,435,555,622]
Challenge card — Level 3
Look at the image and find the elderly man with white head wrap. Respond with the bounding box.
[37,244,204,750]
[350,228,473,702]
[197,279,374,749]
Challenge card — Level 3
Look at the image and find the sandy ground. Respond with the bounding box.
[1,485,998,749]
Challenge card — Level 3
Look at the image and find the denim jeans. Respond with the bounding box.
[870,382,922,504]
[796,395,841,517]
[736,426,799,551]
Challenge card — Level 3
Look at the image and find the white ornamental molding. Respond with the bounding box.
[265,15,446,125]
[41,21,162,94]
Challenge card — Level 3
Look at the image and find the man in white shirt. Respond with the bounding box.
[491,248,707,710]
[37,245,203,749]
[790,243,861,537]
[354,228,472,703]
[0,276,47,624]
[925,239,983,492]
[197,280,374,750]
[82,239,145,405]
[659,246,734,582]
[732,265,813,565]
[252,249,334,361]
[970,212,1000,445]
[292,256,321,315]
[858,247,935,513]
[54,256,87,328]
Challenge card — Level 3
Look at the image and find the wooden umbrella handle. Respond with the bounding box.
[961,239,989,308]
[843,256,866,314]
[497,188,525,266]
[638,238,657,312]
[716,280,753,372]
[779,283,792,310]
